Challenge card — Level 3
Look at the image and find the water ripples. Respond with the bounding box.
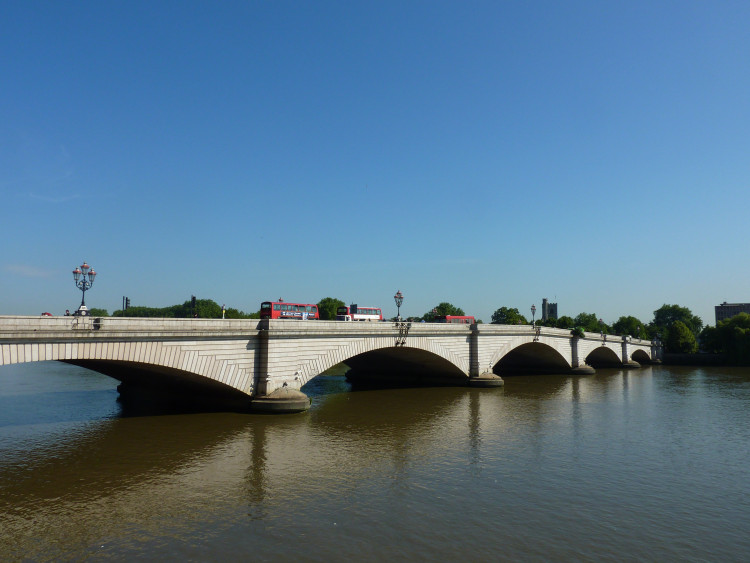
[1,364,750,560]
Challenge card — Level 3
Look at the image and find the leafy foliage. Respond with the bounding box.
[112,298,258,319]
[317,297,345,321]
[650,304,702,340]
[422,302,465,322]
[700,325,719,353]
[574,312,608,333]
[700,313,750,362]
[665,320,698,353]
[554,315,575,329]
[491,307,528,325]
[224,305,259,319]
[612,316,647,339]
[88,308,109,317]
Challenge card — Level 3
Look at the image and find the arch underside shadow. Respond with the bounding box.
[585,346,623,368]
[63,359,252,409]
[341,347,468,388]
[631,349,651,363]
[493,342,571,375]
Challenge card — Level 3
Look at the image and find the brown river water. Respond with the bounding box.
[1,362,749,561]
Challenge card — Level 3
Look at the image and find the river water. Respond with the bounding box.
[1,362,749,561]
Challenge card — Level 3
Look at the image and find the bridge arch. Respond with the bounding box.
[341,347,468,386]
[585,346,622,368]
[1,316,662,412]
[293,333,470,388]
[493,342,572,375]
[63,358,252,407]
[1,337,257,405]
[631,349,651,364]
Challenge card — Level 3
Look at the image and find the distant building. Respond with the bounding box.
[542,298,558,321]
[715,302,750,324]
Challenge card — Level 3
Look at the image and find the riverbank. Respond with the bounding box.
[663,353,729,365]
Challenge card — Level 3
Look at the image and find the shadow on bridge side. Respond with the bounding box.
[63,360,254,412]
[632,349,651,365]
[343,348,468,389]
[493,341,651,377]
[585,346,625,369]
[492,342,572,376]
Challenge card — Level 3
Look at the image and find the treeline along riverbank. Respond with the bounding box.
[663,353,729,366]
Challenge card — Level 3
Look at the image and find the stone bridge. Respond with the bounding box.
[0,316,659,412]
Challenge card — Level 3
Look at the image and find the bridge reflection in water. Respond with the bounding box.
[1,362,749,561]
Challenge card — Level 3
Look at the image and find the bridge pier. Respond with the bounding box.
[570,337,595,374]
[468,372,504,387]
[469,325,503,386]
[0,316,661,415]
[621,336,642,369]
[251,384,311,414]
[251,321,309,413]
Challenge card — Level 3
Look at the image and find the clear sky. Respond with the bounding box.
[2,1,748,326]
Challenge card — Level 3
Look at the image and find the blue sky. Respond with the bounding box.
[2,1,748,326]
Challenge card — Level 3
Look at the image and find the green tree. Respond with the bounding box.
[555,315,575,329]
[491,307,528,325]
[423,302,465,322]
[111,298,257,319]
[612,315,647,339]
[317,297,345,320]
[703,313,750,362]
[650,304,702,339]
[699,325,720,353]
[88,308,109,317]
[571,326,585,338]
[195,299,222,318]
[666,320,698,353]
[574,312,607,333]
[722,314,750,363]
[223,306,259,319]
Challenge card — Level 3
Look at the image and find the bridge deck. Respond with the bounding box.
[0,316,658,412]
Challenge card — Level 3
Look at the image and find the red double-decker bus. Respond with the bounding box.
[260,300,319,320]
[434,315,475,324]
[336,304,383,321]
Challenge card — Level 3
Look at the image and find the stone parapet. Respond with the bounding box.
[0,316,658,412]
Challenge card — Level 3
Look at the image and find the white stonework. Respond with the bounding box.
[0,316,656,399]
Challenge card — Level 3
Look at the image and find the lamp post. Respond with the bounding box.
[394,290,404,321]
[72,261,97,315]
[531,304,536,327]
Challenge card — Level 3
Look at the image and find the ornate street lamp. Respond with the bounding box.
[531,304,536,326]
[72,261,97,315]
[394,290,404,321]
